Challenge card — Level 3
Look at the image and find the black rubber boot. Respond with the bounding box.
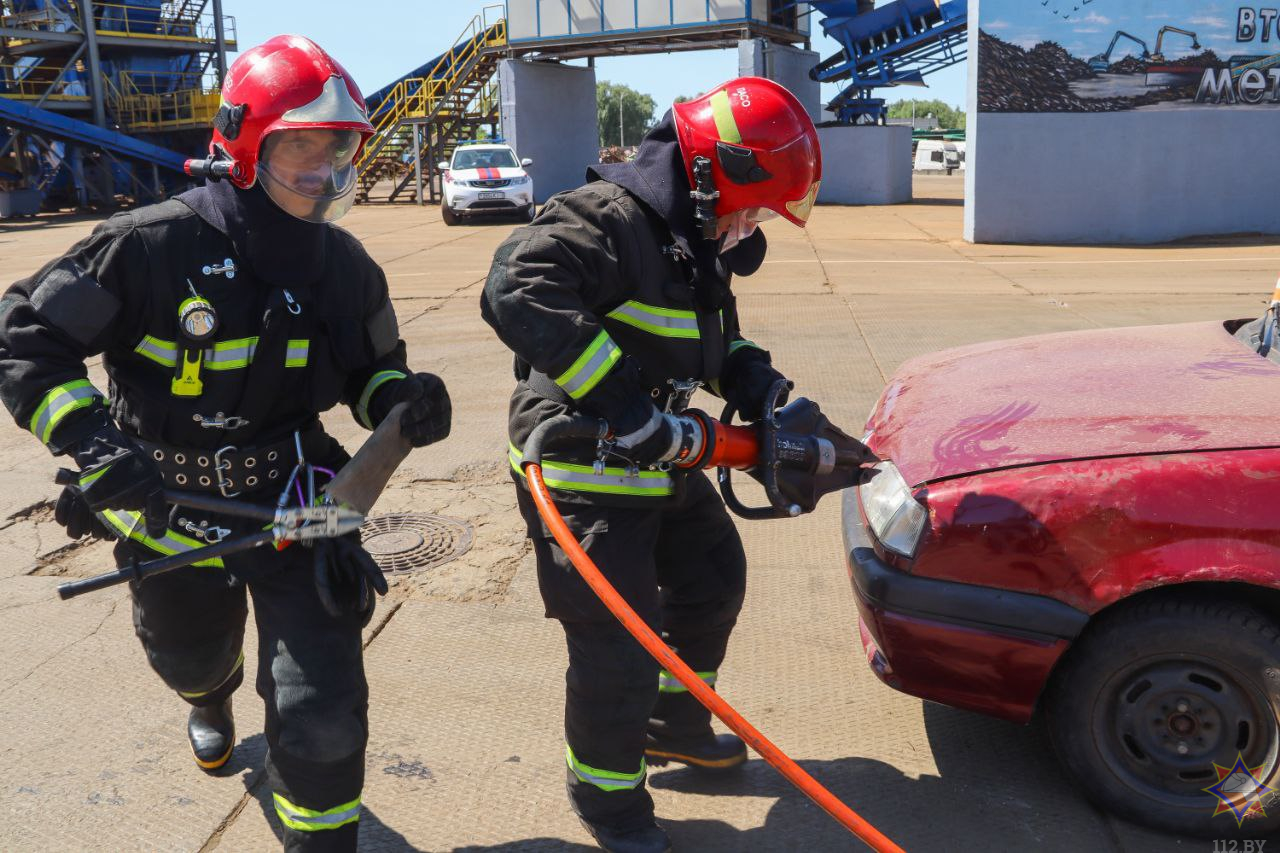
[188,699,235,772]
[578,818,672,853]
[645,731,747,772]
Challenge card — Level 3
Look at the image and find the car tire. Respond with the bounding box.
[520,203,536,223]
[1046,595,1280,838]
[441,204,459,227]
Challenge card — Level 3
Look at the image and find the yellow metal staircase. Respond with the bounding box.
[355,13,506,204]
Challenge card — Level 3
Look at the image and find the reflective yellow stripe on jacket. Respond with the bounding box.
[98,509,225,568]
[605,301,700,339]
[132,336,310,370]
[508,443,673,497]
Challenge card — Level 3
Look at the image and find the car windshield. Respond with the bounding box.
[452,148,518,170]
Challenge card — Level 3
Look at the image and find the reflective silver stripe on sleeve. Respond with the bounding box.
[555,331,621,400]
[29,380,102,445]
[605,301,701,339]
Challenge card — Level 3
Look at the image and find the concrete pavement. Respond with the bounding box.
[0,175,1271,851]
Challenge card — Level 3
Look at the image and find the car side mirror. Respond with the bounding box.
[521,158,533,168]
[437,161,449,170]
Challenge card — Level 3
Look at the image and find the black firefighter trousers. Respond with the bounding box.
[517,471,748,831]
[122,529,369,853]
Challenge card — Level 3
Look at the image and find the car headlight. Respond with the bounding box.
[859,461,927,557]
[512,175,529,186]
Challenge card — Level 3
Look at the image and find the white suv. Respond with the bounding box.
[438,142,534,226]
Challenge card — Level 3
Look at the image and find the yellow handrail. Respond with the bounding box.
[109,69,220,131]
[1,1,237,45]
[0,62,91,100]
[357,15,506,176]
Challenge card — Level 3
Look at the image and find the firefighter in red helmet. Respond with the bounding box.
[482,78,822,852]
[0,36,449,851]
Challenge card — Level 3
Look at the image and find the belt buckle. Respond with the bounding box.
[213,445,240,498]
[193,412,250,430]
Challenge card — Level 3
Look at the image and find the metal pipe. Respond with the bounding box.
[78,0,107,128]
[211,0,227,87]
[412,122,423,205]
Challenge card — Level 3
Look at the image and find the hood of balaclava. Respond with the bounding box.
[588,111,767,308]
[177,178,329,288]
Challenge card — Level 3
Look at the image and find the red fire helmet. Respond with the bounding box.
[673,77,822,228]
[210,35,375,192]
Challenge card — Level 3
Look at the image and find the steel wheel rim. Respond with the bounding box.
[1092,654,1278,809]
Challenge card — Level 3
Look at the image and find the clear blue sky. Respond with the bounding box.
[223,0,968,118]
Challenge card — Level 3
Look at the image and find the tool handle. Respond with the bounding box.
[57,529,275,600]
[57,567,139,600]
[324,402,413,515]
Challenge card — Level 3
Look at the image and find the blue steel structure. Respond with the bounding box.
[0,0,233,213]
[802,0,967,124]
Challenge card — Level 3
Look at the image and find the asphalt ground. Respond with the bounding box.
[0,175,1275,852]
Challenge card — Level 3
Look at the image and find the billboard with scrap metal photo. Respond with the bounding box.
[978,2,1280,111]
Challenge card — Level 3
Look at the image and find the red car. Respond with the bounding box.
[846,318,1280,838]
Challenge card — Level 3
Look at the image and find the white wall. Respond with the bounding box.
[967,111,1280,244]
[967,0,1280,244]
[818,126,913,205]
[499,59,600,204]
[738,39,823,125]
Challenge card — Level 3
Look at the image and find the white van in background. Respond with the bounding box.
[914,139,966,175]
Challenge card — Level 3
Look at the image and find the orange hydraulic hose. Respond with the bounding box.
[526,464,904,853]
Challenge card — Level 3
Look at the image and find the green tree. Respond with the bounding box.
[598,82,657,148]
[885,99,967,129]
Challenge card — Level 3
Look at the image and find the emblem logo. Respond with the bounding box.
[1204,753,1275,827]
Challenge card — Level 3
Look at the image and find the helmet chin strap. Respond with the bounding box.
[690,155,721,241]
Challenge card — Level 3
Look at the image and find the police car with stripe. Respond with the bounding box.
[438,140,535,226]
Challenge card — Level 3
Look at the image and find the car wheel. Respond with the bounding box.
[441,204,459,226]
[1047,595,1280,837]
[520,203,536,223]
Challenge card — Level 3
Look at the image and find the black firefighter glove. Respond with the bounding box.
[54,487,111,541]
[369,372,452,448]
[720,349,792,422]
[58,417,167,539]
[312,534,389,619]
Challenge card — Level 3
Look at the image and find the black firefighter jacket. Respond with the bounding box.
[481,179,778,509]
[0,192,410,473]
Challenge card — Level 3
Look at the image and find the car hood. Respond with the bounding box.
[451,167,526,181]
[867,321,1280,486]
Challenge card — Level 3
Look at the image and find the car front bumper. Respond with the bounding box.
[448,187,533,213]
[842,489,1087,723]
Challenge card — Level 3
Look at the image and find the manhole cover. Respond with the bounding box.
[360,513,473,574]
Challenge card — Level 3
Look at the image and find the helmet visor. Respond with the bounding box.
[784,182,821,225]
[258,129,362,223]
